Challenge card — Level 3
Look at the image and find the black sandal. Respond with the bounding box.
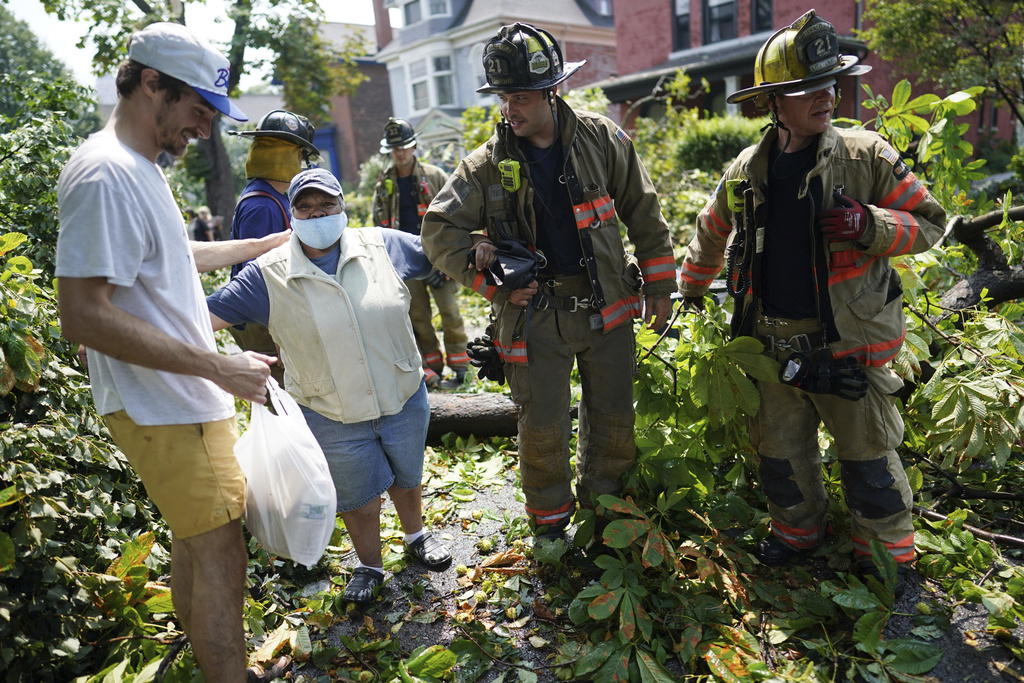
[405,531,453,570]
[342,567,383,606]
[246,654,292,683]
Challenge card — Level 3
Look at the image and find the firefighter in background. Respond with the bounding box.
[678,10,946,589]
[227,109,319,386]
[421,24,675,543]
[373,117,469,389]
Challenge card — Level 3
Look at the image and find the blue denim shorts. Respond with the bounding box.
[300,381,429,513]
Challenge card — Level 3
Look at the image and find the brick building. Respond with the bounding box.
[594,0,1014,147]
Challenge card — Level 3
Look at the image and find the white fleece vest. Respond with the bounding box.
[259,229,423,423]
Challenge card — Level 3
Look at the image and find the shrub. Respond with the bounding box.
[674,114,768,174]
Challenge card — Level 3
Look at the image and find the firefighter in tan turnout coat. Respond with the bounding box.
[422,23,676,543]
[678,10,946,586]
[373,117,470,388]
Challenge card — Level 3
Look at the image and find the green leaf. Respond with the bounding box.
[0,485,24,508]
[574,640,618,677]
[406,644,457,677]
[593,645,631,683]
[142,591,174,615]
[831,583,885,611]
[853,611,886,655]
[605,519,649,549]
[588,588,623,620]
[636,648,676,683]
[890,80,911,109]
[641,529,671,568]
[0,232,27,257]
[4,255,32,275]
[618,592,637,640]
[0,531,14,572]
[885,638,943,674]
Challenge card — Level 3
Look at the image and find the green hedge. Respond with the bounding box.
[675,115,769,174]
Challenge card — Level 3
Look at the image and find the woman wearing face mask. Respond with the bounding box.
[207,167,453,606]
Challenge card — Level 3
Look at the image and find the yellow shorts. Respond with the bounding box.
[104,411,244,539]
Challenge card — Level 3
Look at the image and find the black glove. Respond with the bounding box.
[466,334,505,385]
[682,296,705,312]
[778,353,869,401]
[425,269,448,289]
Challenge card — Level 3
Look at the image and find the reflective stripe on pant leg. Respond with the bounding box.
[751,379,829,540]
[406,278,441,371]
[506,309,575,522]
[432,280,469,368]
[815,382,915,564]
[771,519,826,550]
[575,324,636,508]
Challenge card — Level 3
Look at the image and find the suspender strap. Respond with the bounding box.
[562,146,607,309]
[238,190,291,230]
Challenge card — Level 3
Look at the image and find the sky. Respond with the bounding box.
[8,0,377,90]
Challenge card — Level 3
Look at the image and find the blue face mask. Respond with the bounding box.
[291,212,348,250]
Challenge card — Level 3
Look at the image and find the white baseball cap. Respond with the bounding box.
[128,22,247,121]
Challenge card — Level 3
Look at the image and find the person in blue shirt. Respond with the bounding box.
[226,110,319,384]
[208,168,453,607]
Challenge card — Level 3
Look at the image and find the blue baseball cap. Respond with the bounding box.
[288,168,344,207]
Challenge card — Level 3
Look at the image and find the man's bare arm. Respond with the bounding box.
[59,277,274,403]
[189,230,291,273]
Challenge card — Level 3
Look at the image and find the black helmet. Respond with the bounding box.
[476,23,585,94]
[379,117,417,154]
[229,109,320,158]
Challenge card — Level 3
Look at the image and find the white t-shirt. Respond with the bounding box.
[56,129,235,426]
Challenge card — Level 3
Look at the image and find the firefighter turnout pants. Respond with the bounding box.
[505,274,638,530]
[749,316,915,565]
[406,278,470,380]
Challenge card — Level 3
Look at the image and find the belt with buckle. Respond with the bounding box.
[758,330,825,353]
[532,293,594,312]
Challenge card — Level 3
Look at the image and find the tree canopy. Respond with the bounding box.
[34,0,370,217]
[0,5,100,135]
[859,0,1024,129]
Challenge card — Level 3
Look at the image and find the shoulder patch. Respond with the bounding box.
[615,127,631,145]
[433,175,475,216]
[878,145,900,166]
[893,160,911,181]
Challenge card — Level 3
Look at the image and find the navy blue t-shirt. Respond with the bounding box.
[520,139,584,276]
[230,178,290,278]
[760,141,820,319]
[396,175,421,235]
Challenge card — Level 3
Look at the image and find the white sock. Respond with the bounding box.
[356,562,384,575]
[404,529,425,544]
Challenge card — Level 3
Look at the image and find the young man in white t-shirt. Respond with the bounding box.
[56,23,290,683]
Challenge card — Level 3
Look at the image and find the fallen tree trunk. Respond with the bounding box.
[938,206,1024,311]
[427,392,519,444]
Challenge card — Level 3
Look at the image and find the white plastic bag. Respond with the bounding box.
[234,378,337,567]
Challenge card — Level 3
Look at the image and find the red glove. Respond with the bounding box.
[819,194,867,241]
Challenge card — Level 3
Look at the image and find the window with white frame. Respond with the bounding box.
[408,54,456,112]
[404,0,422,25]
[433,55,454,106]
[470,43,487,93]
[403,0,448,24]
[428,0,450,16]
[409,58,429,111]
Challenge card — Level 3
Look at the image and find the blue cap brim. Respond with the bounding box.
[194,87,248,121]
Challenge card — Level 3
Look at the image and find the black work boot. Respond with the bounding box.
[533,518,571,546]
[754,536,814,567]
